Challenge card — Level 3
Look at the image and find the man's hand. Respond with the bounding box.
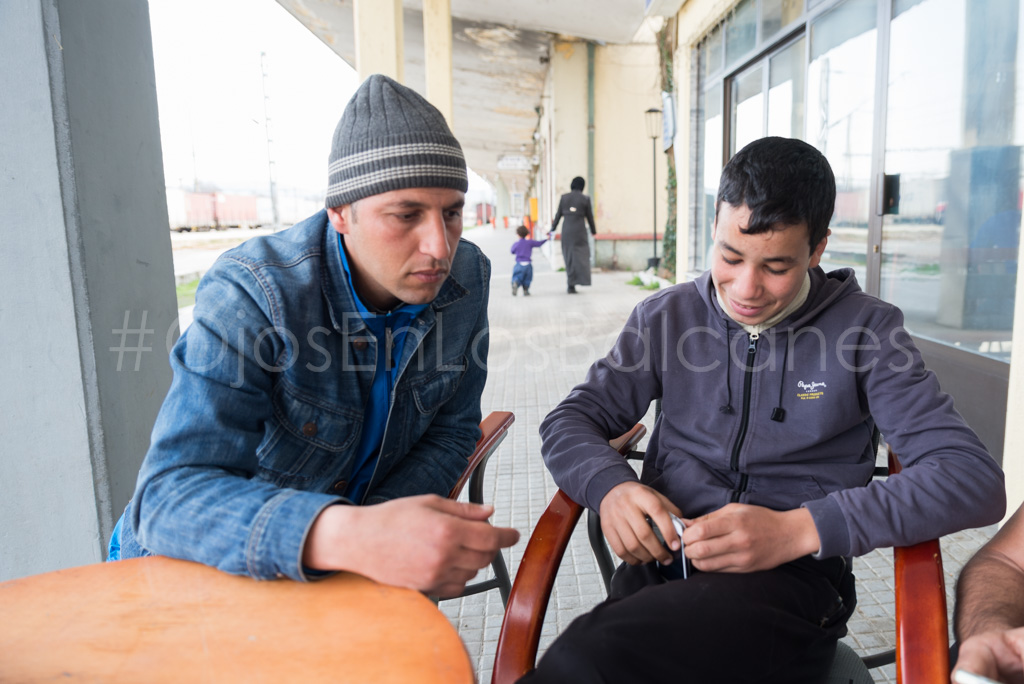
[681,503,821,573]
[302,495,519,598]
[598,482,683,565]
[954,628,1024,684]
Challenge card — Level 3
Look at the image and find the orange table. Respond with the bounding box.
[0,556,474,683]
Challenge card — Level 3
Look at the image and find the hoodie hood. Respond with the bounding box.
[696,266,863,335]
[693,266,863,420]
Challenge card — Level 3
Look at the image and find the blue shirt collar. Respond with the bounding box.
[337,233,426,319]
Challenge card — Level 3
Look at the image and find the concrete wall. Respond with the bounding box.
[549,41,589,205]
[595,238,662,271]
[1,0,176,580]
[593,43,666,238]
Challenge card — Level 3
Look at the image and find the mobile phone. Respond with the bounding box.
[646,514,692,579]
[954,670,1003,684]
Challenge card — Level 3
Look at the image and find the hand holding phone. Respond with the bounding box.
[646,514,692,579]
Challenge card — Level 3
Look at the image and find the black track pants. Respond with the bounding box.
[519,555,855,684]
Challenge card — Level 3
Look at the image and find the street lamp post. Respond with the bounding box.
[644,107,662,271]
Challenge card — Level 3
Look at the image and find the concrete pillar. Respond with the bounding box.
[0,0,176,580]
[1003,262,1024,523]
[495,176,511,229]
[422,0,453,127]
[550,41,589,198]
[354,0,404,82]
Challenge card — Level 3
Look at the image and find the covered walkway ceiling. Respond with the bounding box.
[276,0,652,190]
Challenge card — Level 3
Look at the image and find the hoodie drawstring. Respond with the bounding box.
[771,337,789,422]
[719,322,734,415]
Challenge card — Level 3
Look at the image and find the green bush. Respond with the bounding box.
[176,278,201,309]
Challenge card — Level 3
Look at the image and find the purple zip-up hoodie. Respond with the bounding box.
[540,267,1005,559]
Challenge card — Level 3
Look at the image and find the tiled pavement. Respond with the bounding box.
[441,225,1000,683]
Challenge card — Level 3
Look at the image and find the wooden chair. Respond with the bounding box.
[492,423,950,684]
[442,410,515,606]
[491,423,646,683]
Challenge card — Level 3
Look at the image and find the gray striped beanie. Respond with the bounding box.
[325,74,468,208]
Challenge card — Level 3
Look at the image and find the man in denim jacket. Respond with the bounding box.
[110,75,518,596]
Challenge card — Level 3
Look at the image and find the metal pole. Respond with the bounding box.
[652,135,657,265]
[260,51,280,231]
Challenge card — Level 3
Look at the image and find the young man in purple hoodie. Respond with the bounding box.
[524,137,1006,683]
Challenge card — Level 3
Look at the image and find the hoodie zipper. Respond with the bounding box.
[729,332,758,502]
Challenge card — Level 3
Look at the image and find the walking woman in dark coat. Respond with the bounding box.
[551,176,596,293]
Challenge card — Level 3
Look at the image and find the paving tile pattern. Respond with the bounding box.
[441,227,997,683]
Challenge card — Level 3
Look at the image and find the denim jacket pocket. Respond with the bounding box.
[409,356,467,415]
[257,381,361,486]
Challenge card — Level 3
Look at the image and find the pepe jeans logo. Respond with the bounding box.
[797,380,827,401]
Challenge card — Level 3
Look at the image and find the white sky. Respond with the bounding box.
[148,0,357,199]
[147,0,493,204]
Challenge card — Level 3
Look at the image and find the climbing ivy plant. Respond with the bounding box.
[657,19,677,280]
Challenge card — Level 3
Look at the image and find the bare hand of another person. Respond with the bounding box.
[682,503,821,573]
[302,495,519,598]
[954,627,1024,684]
[598,482,683,565]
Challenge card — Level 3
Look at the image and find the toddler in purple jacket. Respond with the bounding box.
[510,225,550,296]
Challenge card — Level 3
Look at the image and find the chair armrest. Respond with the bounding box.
[448,411,515,500]
[887,449,949,683]
[492,423,648,684]
[492,489,584,684]
[609,423,648,457]
[894,538,948,683]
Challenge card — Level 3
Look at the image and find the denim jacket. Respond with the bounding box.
[121,210,490,580]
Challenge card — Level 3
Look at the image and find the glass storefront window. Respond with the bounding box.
[725,0,758,68]
[762,0,804,40]
[701,83,724,270]
[879,0,1023,362]
[705,24,723,79]
[767,37,805,139]
[730,65,764,155]
[807,0,877,282]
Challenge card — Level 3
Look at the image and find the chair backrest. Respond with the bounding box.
[492,425,950,684]
[440,410,515,606]
[448,411,515,501]
[491,424,646,683]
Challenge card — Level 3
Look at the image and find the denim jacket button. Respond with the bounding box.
[353,338,368,350]
[331,479,347,492]
[302,422,318,437]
